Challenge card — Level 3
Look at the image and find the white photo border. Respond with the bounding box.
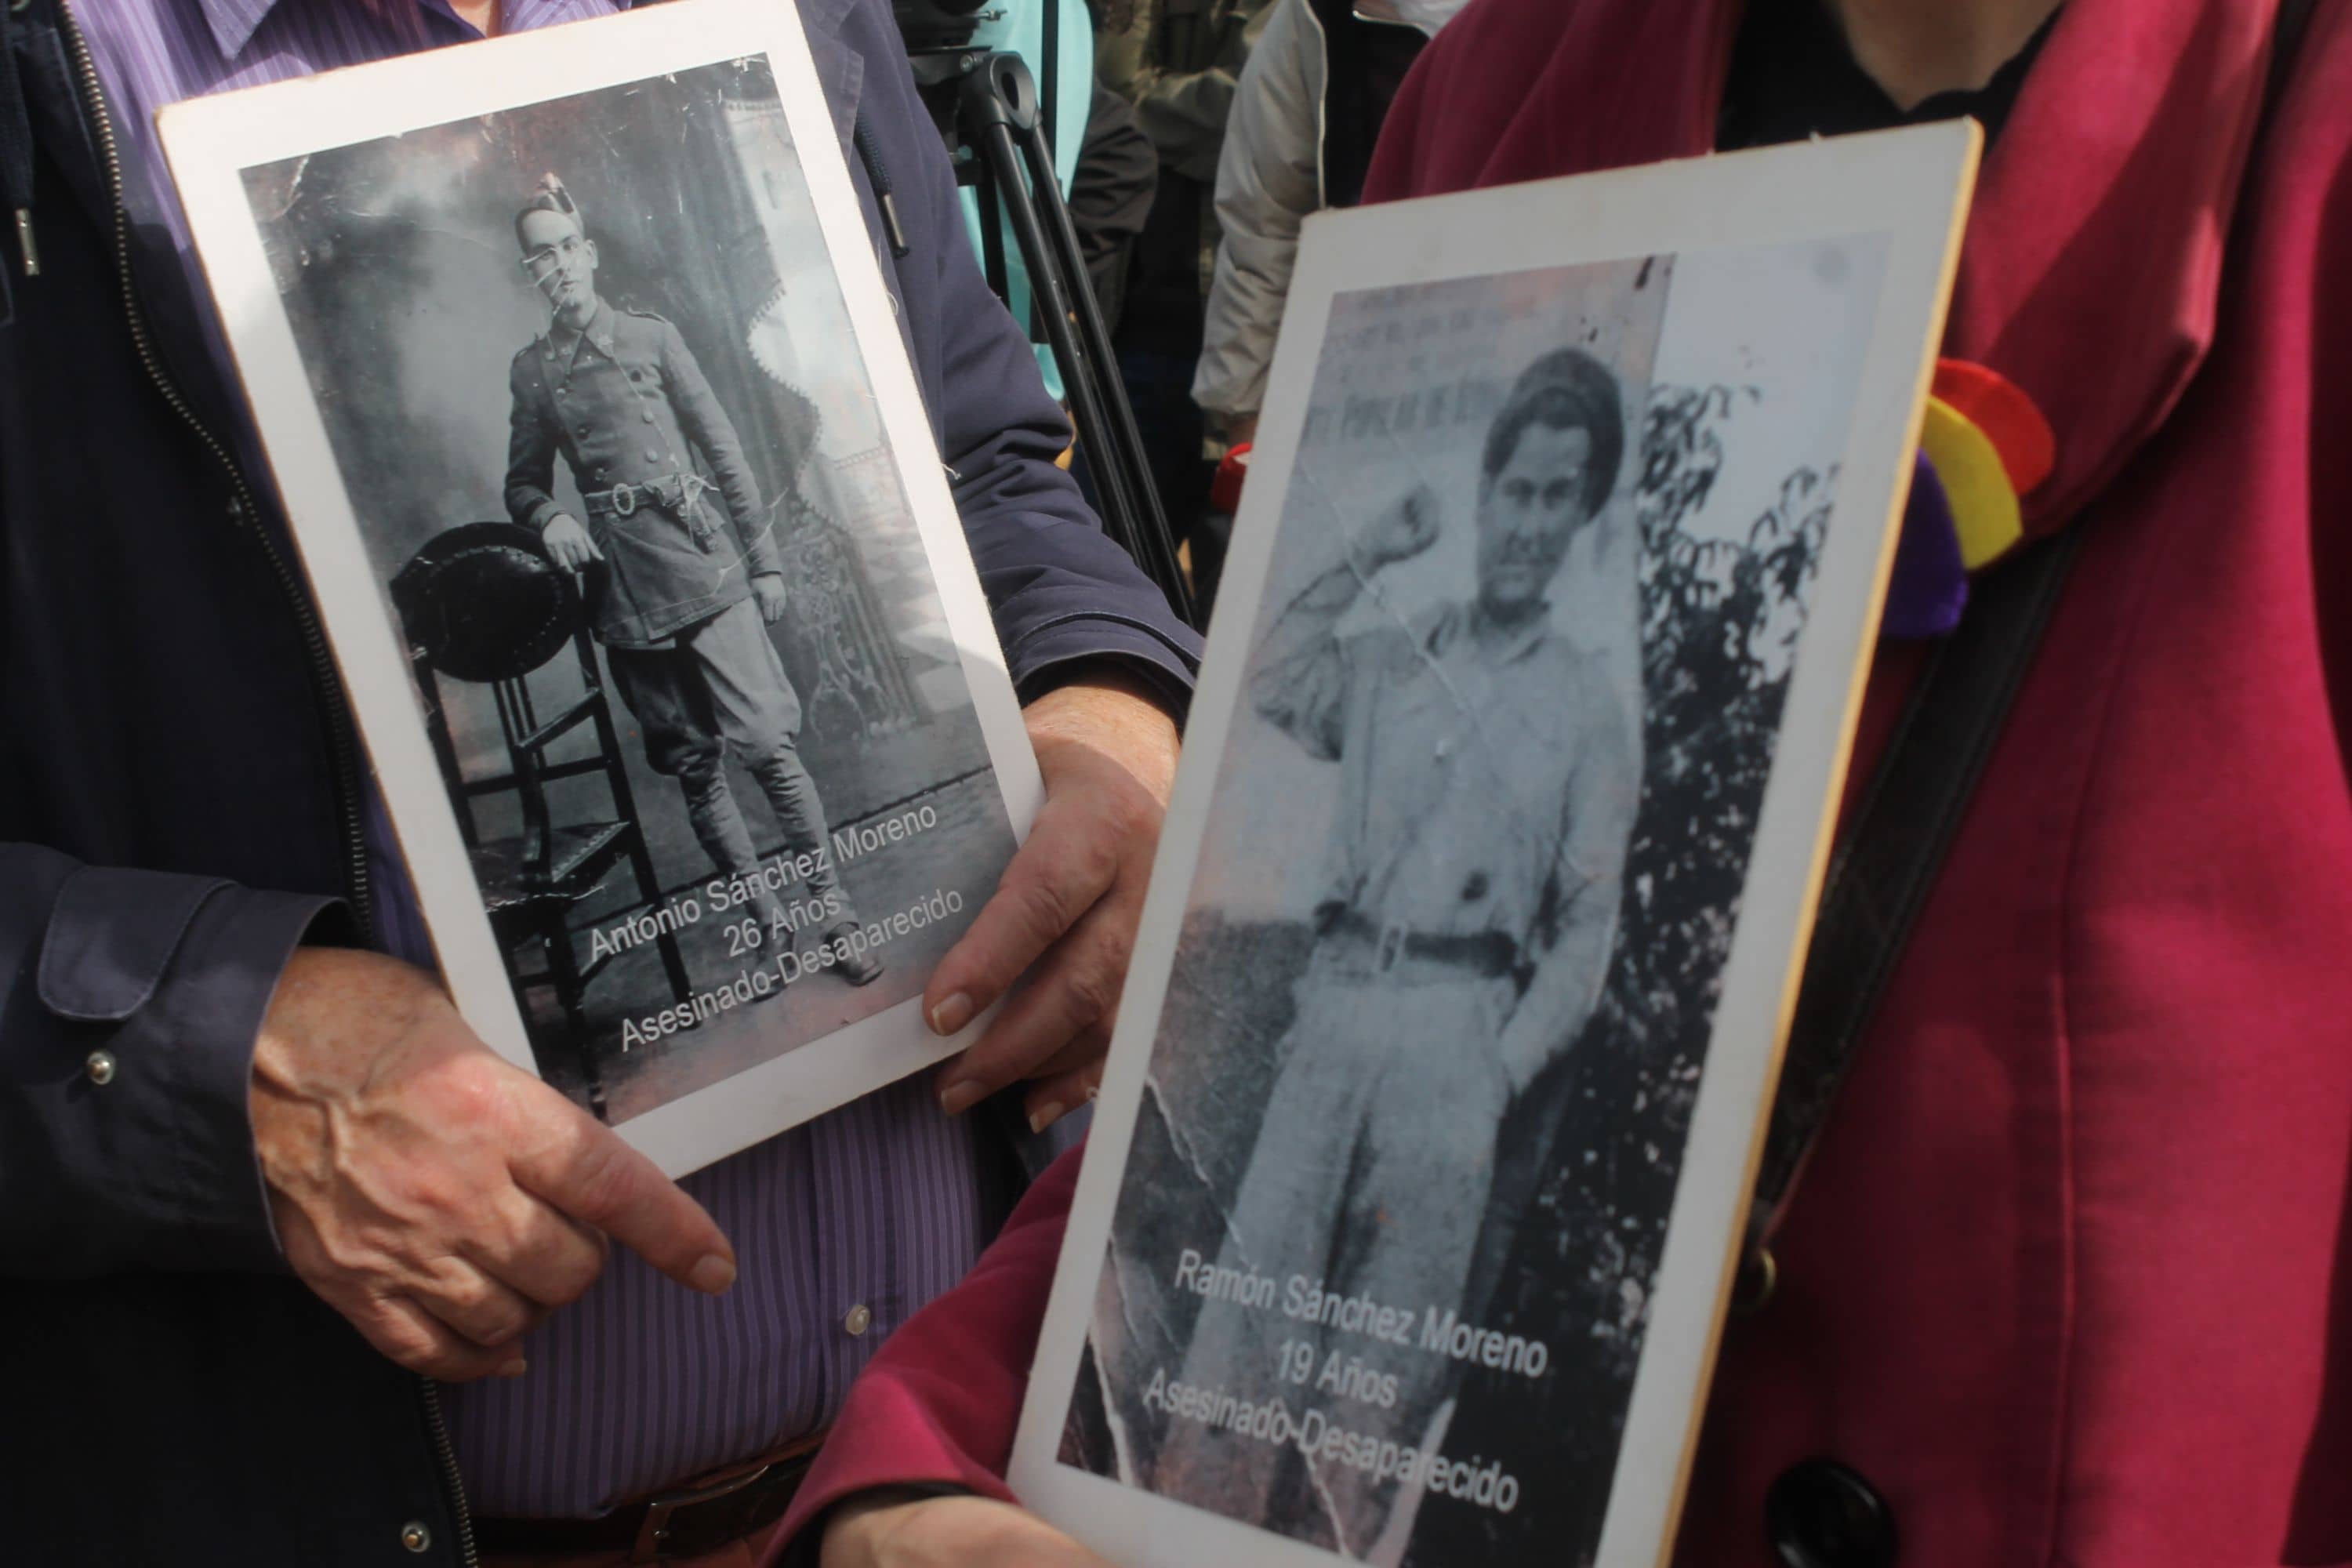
[1010,121,1980,1567]
[159,0,1044,1177]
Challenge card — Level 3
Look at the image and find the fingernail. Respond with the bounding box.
[927,992,974,1036]
[938,1079,982,1118]
[689,1253,737,1294]
[498,1358,528,1380]
[1028,1100,1066,1135]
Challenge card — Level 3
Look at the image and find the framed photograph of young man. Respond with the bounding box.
[159,0,1040,1174]
[1010,122,1980,1567]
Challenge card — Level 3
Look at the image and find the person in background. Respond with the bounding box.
[1069,83,1160,336]
[1097,0,1275,608]
[1190,0,1461,452]
[1094,0,1273,187]
[760,2,2352,1566]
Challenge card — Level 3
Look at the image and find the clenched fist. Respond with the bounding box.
[1349,483,1443,575]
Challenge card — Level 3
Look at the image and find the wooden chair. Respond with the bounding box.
[390,522,689,1120]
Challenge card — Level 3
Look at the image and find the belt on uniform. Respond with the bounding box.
[1313,903,1522,982]
[469,1430,822,1563]
[583,473,718,548]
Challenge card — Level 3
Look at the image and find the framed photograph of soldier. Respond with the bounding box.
[1007,122,1980,1568]
[158,0,1040,1175]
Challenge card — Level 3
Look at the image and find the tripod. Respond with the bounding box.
[912,48,1198,628]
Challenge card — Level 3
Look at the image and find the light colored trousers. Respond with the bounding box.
[1156,946,1515,1559]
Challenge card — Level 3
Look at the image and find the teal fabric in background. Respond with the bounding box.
[958,0,1094,400]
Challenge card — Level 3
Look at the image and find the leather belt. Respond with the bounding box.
[470,1432,822,1563]
[1313,903,1521,982]
[583,473,717,549]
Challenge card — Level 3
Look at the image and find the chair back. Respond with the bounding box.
[392,523,593,860]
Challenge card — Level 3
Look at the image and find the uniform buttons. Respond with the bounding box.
[1766,1457,1896,1568]
[643,448,660,463]
[844,1304,873,1337]
[575,424,590,437]
[1460,871,1489,902]
[85,1050,117,1087]
[399,1520,433,1553]
[641,409,654,423]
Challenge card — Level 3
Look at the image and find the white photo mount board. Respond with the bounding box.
[1011,119,1980,1568]
[158,0,1044,1176]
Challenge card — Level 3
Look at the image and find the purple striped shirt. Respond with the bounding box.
[77,0,993,1518]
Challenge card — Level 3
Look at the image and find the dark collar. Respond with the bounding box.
[1718,0,2060,151]
[546,298,615,363]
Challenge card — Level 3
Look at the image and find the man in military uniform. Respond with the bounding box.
[503,184,880,985]
[1160,347,1639,1557]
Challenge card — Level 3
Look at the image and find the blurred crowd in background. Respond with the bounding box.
[930,0,1465,618]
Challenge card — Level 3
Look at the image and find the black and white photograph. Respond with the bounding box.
[1009,125,1977,1568]
[1063,256,1673,1566]
[162,2,1040,1172]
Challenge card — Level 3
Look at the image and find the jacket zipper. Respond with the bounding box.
[53,9,477,1565]
[419,1379,482,1568]
[55,0,374,943]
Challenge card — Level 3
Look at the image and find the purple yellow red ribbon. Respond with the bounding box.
[1883,360,2057,638]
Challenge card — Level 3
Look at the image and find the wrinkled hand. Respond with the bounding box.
[1350,483,1442,574]
[252,949,736,1381]
[541,512,603,574]
[925,669,1178,1132]
[821,1493,1116,1568]
[753,572,788,624]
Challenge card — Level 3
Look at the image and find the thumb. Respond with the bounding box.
[510,1106,735,1295]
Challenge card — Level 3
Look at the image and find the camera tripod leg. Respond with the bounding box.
[958,55,1198,628]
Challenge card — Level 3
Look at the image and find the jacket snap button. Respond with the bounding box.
[399,1520,432,1553]
[844,1303,873,1337]
[1767,1457,1896,1568]
[85,1050,117,1087]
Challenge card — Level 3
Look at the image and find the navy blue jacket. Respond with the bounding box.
[0,0,1196,1560]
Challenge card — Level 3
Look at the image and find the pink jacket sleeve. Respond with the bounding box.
[764,1145,1082,1562]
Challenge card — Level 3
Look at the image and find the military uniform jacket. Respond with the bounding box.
[504,300,783,648]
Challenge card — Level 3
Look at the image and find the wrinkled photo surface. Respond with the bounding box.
[1057,238,1886,1566]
